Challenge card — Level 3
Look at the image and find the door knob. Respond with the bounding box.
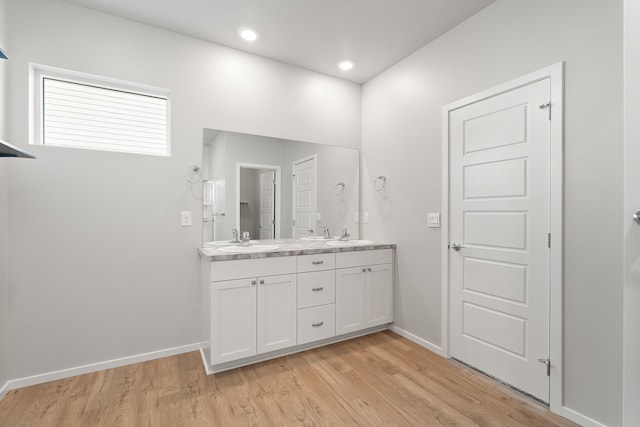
[451,242,464,251]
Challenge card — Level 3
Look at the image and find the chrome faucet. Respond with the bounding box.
[339,228,350,241]
[323,226,331,239]
[241,231,251,246]
[231,229,240,243]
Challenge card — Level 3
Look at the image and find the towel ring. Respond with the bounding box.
[374,175,387,192]
[184,165,203,184]
[335,182,346,196]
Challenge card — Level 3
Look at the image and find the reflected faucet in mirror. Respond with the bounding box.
[201,129,360,245]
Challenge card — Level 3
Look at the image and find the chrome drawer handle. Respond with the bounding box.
[312,322,324,327]
[312,287,324,292]
[312,261,324,265]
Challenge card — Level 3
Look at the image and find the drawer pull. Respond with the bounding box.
[312,287,324,292]
[312,261,324,265]
[312,322,324,327]
[259,279,265,285]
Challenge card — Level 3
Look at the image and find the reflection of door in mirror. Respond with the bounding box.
[259,171,275,239]
[293,155,317,238]
[237,163,280,240]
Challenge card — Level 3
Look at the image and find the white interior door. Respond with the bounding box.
[293,156,317,238]
[259,170,275,239]
[449,78,551,402]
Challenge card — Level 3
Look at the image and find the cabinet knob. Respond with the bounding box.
[312,322,324,328]
[259,279,265,285]
[368,268,372,272]
[362,268,367,273]
[251,280,256,286]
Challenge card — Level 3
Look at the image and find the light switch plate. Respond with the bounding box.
[427,213,440,228]
[181,211,192,227]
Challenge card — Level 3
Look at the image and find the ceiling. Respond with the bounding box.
[62,0,496,84]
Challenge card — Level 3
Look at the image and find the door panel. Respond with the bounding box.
[257,274,297,354]
[449,78,551,402]
[293,157,317,237]
[211,278,257,364]
[259,171,275,239]
[335,267,365,335]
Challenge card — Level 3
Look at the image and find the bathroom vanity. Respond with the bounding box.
[199,240,395,373]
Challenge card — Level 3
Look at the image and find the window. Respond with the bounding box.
[32,65,170,156]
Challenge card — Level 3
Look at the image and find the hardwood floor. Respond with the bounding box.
[0,331,578,426]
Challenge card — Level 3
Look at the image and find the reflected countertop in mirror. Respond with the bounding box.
[202,129,360,245]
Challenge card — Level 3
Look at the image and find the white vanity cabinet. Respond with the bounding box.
[201,245,394,373]
[208,257,297,365]
[335,249,394,336]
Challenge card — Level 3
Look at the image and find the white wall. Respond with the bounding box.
[0,0,9,393]
[623,0,640,424]
[362,1,623,426]
[5,0,360,381]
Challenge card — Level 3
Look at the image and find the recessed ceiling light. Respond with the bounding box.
[239,27,259,42]
[338,60,354,71]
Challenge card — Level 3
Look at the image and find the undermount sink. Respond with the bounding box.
[217,244,280,253]
[326,240,375,246]
[299,236,337,241]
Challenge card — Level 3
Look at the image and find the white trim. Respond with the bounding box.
[441,62,564,414]
[1,342,201,394]
[388,325,445,356]
[562,407,608,427]
[0,380,9,400]
[235,162,282,239]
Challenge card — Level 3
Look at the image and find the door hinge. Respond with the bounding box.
[547,233,551,249]
[538,358,551,376]
[539,102,552,120]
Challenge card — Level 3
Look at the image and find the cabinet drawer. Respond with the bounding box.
[297,304,336,345]
[336,249,393,269]
[210,256,296,282]
[298,270,336,308]
[297,253,335,272]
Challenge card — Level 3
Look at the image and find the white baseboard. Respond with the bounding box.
[562,407,608,427]
[388,325,445,357]
[0,380,9,400]
[2,342,202,395]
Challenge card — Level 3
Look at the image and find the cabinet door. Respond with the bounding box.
[336,267,366,335]
[257,274,297,354]
[211,278,257,364]
[365,263,394,327]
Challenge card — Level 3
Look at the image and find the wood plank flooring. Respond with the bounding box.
[0,331,578,426]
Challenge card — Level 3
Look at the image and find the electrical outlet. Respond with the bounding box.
[181,211,192,227]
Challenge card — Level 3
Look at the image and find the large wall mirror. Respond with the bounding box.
[202,129,359,244]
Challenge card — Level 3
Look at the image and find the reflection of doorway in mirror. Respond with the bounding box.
[236,163,281,240]
[293,155,317,238]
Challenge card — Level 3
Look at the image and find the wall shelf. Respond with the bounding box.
[0,140,36,159]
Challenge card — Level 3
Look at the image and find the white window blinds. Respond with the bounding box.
[42,77,169,156]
